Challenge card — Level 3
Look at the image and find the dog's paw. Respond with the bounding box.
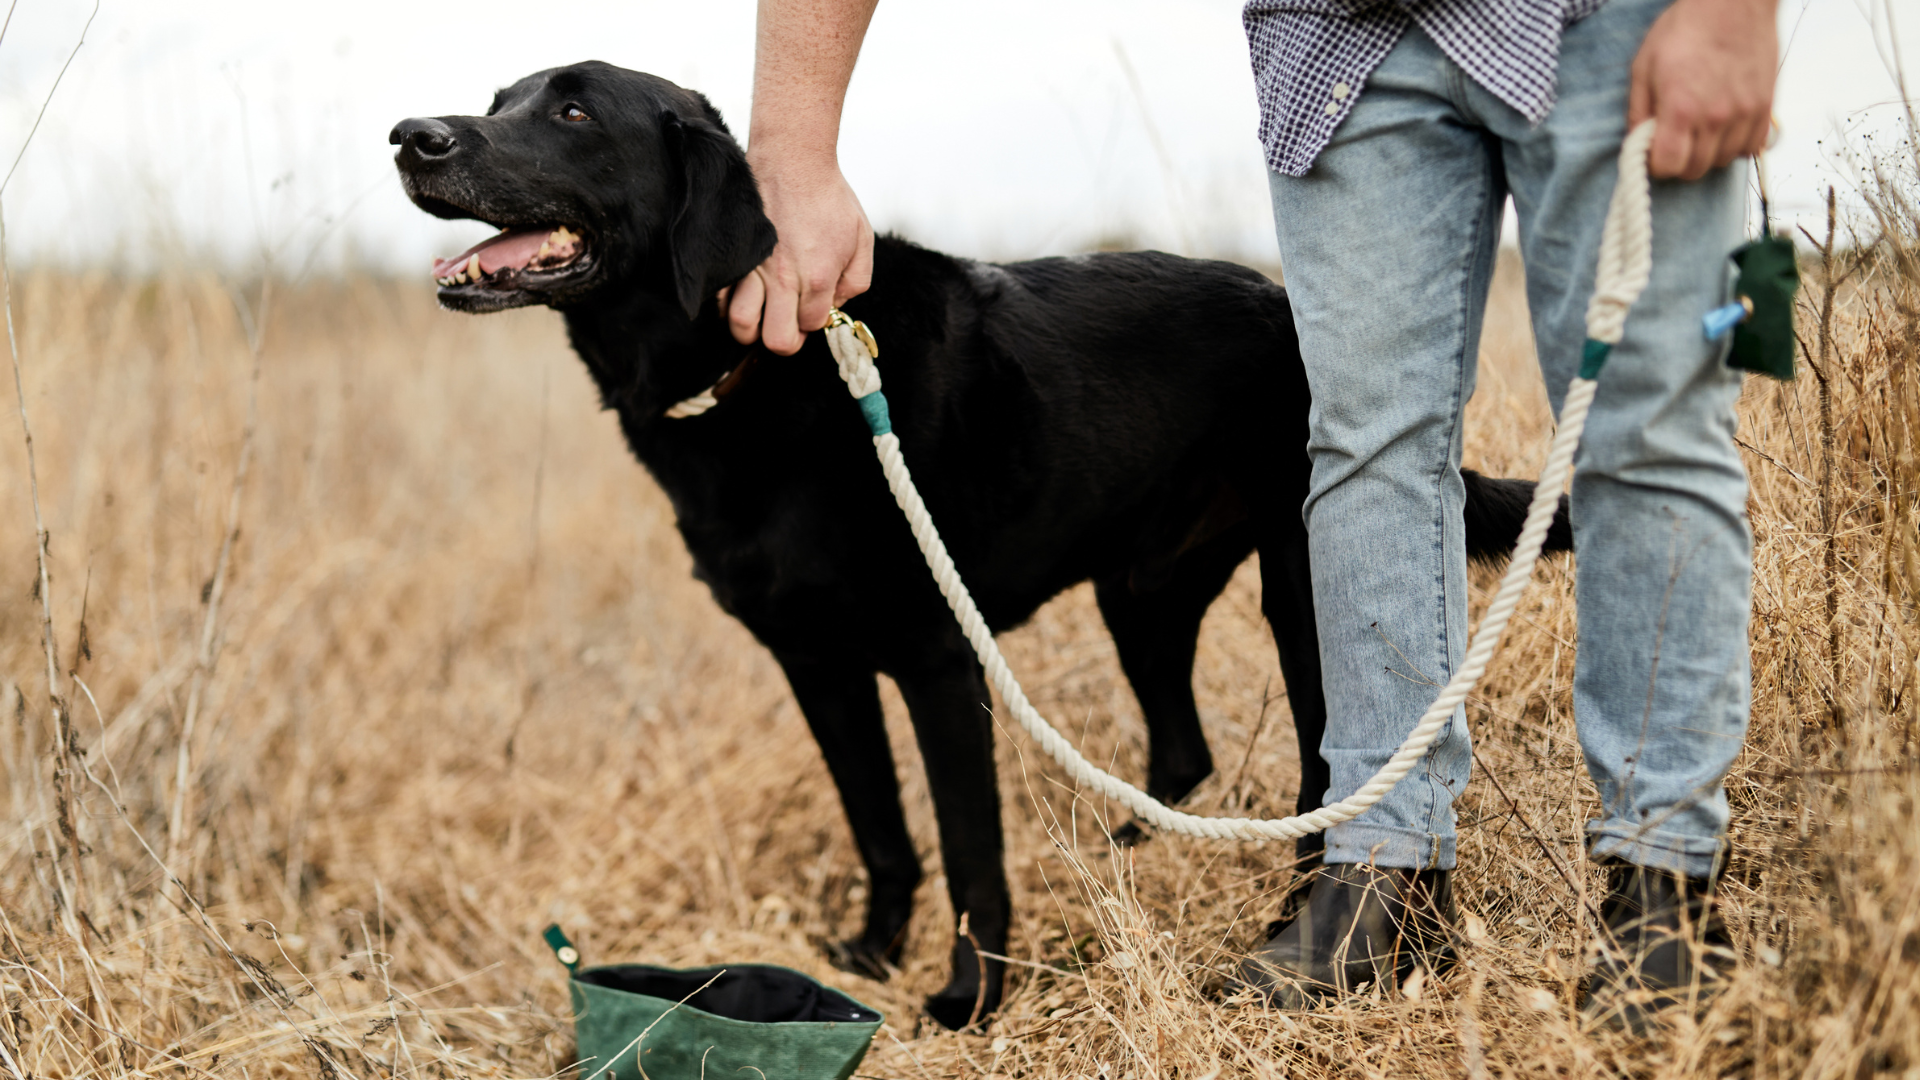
[823,938,896,983]
[924,986,993,1032]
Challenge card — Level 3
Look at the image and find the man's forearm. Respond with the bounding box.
[748,0,880,171]
[728,0,879,353]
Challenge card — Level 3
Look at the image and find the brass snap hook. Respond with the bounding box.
[826,307,879,359]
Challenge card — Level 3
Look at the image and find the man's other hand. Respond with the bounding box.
[1629,0,1778,181]
[726,150,874,354]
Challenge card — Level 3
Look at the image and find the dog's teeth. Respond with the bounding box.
[537,241,552,260]
[552,226,577,245]
[467,254,483,281]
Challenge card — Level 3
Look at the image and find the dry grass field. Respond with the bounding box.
[2,190,1917,1078]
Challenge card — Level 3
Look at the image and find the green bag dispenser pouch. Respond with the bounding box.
[1709,235,1800,381]
[544,925,883,1080]
[1729,236,1800,380]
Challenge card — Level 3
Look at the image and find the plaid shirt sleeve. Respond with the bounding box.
[1244,0,1613,177]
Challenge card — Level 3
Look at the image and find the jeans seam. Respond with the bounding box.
[1428,27,1472,119]
[1419,148,1491,841]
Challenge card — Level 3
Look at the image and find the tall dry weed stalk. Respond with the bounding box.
[3,101,1920,1080]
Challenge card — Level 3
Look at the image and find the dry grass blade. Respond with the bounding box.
[165,275,269,876]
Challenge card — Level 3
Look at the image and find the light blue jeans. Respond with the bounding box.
[1268,0,1751,878]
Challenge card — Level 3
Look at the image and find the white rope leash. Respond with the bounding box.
[719,121,1654,841]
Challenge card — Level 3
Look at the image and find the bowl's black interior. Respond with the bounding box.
[577,965,880,1025]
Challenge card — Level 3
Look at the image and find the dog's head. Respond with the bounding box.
[391,61,775,317]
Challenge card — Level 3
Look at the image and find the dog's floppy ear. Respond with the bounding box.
[662,108,777,321]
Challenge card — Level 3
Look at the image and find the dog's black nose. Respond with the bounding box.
[389,117,457,159]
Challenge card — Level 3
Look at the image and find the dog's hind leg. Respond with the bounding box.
[890,649,1009,1031]
[776,653,921,983]
[1255,505,1331,870]
[1096,525,1254,845]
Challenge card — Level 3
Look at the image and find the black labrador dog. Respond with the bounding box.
[391,61,1568,1029]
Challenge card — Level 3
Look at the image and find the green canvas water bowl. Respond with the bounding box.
[544,926,883,1080]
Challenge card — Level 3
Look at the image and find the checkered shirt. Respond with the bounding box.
[1245,0,1612,176]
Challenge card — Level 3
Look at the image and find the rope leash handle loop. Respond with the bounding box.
[1587,121,1658,348]
[821,120,1655,842]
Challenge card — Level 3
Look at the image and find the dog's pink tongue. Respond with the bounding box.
[431,228,551,279]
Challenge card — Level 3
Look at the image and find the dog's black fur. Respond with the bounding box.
[392,61,1571,1030]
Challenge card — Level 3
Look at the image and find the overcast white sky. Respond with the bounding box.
[0,0,1910,275]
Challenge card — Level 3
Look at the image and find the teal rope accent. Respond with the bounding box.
[1579,338,1612,380]
[858,391,892,437]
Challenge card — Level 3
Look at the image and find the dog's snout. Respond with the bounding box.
[390,117,458,160]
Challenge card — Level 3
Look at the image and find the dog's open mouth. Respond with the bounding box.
[431,224,592,295]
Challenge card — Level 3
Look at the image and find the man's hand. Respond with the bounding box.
[728,0,880,355]
[1629,0,1778,181]
[728,148,873,354]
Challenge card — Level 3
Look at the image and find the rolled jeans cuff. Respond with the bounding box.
[1587,819,1727,879]
[1325,821,1457,871]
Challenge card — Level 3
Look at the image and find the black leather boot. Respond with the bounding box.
[1229,862,1454,1008]
[1581,858,1733,1033]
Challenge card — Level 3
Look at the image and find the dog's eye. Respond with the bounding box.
[562,104,592,123]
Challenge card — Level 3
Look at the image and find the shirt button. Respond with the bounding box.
[1332,82,1351,99]
[1324,100,1340,115]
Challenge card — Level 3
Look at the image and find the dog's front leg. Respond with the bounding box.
[892,650,1009,1031]
[776,653,921,981]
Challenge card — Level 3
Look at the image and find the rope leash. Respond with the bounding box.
[685,121,1657,841]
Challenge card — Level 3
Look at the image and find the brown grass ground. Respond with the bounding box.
[1,232,1916,1079]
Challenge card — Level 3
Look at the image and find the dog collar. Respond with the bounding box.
[664,348,760,419]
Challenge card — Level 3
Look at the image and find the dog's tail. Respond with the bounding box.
[1462,468,1573,563]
